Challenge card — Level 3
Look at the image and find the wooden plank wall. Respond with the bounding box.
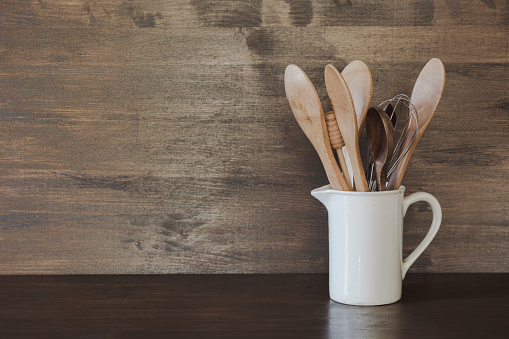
[0,0,507,274]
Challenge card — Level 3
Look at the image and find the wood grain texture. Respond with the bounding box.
[0,0,508,273]
[0,274,508,338]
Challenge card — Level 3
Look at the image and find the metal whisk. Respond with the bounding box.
[366,94,419,191]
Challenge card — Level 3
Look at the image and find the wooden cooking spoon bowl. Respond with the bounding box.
[342,60,373,130]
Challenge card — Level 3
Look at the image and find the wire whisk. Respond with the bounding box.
[366,94,419,191]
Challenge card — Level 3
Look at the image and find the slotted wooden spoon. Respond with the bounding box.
[387,58,446,190]
[324,64,369,192]
[284,64,350,191]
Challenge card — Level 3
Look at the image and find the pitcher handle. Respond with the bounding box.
[402,192,442,279]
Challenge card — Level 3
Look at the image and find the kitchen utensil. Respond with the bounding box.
[387,58,445,190]
[324,110,353,191]
[342,60,373,130]
[366,103,397,190]
[377,95,419,178]
[324,64,369,192]
[284,64,350,191]
[366,107,395,191]
[341,60,373,190]
[366,95,418,190]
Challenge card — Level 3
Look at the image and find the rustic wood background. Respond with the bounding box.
[0,0,507,274]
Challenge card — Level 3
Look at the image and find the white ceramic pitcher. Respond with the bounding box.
[311,185,442,306]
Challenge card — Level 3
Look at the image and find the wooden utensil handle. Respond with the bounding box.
[324,111,352,190]
[324,111,345,149]
[336,149,353,191]
[322,153,351,191]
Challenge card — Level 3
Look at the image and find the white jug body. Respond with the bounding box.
[311,185,441,306]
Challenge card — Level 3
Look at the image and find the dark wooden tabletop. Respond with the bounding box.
[0,274,507,338]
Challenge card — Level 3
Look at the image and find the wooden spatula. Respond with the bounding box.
[285,64,350,191]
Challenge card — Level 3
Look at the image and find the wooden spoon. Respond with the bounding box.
[341,60,373,189]
[324,64,369,192]
[366,107,395,191]
[284,64,350,191]
[387,58,446,190]
[366,103,396,186]
[342,60,373,130]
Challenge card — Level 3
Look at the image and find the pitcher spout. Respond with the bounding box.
[311,185,336,210]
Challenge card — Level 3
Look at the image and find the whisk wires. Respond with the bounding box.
[367,94,419,191]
